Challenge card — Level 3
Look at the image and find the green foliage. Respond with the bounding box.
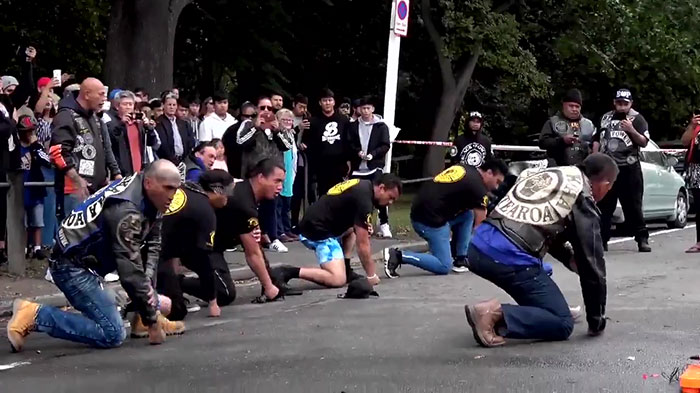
[0,0,109,78]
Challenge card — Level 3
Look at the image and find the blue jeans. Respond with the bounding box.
[276,196,292,235]
[402,210,474,275]
[41,167,56,247]
[467,245,574,341]
[259,198,279,241]
[34,262,125,348]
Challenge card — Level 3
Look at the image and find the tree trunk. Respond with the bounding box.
[422,87,459,176]
[104,0,192,95]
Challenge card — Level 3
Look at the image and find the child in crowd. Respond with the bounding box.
[276,109,298,242]
[17,115,51,259]
[211,138,228,172]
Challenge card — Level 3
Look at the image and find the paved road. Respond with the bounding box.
[1,225,698,392]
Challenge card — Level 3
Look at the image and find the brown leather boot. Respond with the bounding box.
[464,298,506,347]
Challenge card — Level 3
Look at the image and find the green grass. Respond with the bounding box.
[382,192,418,240]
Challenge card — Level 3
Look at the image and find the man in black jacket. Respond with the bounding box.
[463,153,616,347]
[49,78,122,218]
[155,93,195,165]
[106,90,160,176]
[347,96,392,237]
[7,160,185,351]
[538,89,596,167]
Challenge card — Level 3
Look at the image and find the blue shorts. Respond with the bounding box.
[299,235,344,264]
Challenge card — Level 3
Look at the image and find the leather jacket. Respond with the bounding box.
[486,165,607,334]
[53,173,161,325]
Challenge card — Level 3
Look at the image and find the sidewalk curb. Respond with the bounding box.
[0,240,427,318]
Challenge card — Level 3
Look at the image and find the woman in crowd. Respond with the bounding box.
[682,113,700,252]
[275,109,299,242]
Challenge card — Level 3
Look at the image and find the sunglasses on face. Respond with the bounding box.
[258,105,273,111]
[241,113,256,119]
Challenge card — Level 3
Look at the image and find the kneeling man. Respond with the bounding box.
[464,153,616,347]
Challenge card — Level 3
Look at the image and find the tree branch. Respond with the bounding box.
[420,0,456,89]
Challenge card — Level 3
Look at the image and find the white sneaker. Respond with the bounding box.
[268,239,289,253]
[44,268,54,284]
[104,272,120,282]
[379,223,393,238]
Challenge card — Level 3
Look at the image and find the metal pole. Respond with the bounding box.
[383,0,402,173]
[7,171,27,275]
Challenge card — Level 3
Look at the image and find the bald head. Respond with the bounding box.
[77,77,106,112]
[143,159,182,213]
[145,159,181,183]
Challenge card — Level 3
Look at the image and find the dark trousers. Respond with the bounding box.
[157,252,236,321]
[467,245,574,341]
[316,164,347,197]
[291,165,316,227]
[259,198,279,241]
[276,196,292,235]
[351,170,389,225]
[598,162,647,243]
[693,189,700,242]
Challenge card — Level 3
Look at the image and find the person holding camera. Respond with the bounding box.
[539,89,596,167]
[106,90,160,177]
[681,112,700,252]
[593,88,651,252]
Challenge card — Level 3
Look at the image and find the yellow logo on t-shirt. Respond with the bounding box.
[434,165,466,184]
[327,178,360,195]
[481,195,489,208]
[247,217,259,231]
[164,189,187,216]
[207,231,215,247]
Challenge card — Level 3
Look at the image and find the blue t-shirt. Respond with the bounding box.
[470,222,541,267]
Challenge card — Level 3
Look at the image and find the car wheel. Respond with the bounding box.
[668,190,688,228]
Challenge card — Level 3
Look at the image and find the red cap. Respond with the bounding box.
[37,77,52,90]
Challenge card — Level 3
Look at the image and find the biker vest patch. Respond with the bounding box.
[494,166,583,226]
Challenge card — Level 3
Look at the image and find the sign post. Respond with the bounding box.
[383,0,409,173]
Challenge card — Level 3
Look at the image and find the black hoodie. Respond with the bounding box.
[49,93,109,194]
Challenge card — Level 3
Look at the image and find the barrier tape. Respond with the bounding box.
[393,140,687,154]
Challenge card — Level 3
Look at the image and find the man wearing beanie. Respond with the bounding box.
[593,88,651,252]
[538,89,596,166]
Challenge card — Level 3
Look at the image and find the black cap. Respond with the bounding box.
[562,89,583,105]
[615,88,632,102]
[468,111,483,120]
[198,169,234,193]
[212,91,228,103]
[337,277,379,299]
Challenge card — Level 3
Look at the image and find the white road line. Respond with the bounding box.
[608,224,695,244]
[0,361,31,371]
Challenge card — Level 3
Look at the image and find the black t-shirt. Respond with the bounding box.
[298,179,374,240]
[411,164,489,227]
[213,180,259,252]
[594,110,649,166]
[304,112,349,166]
[452,131,493,167]
[162,184,216,260]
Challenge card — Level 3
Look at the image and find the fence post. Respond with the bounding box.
[7,171,27,275]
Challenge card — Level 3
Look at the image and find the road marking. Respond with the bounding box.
[0,361,31,371]
[608,224,695,245]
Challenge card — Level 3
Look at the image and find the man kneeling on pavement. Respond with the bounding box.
[7,160,185,352]
[463,153,615,347]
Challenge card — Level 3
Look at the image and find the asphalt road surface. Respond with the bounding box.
[1,225,698,393]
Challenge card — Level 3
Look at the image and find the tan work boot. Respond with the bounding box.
[7,299,40,353]
[158,314,185,336]
[130,313,149,338]
[464,298,506,348]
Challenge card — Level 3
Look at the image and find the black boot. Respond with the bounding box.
[637,239,651,252]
